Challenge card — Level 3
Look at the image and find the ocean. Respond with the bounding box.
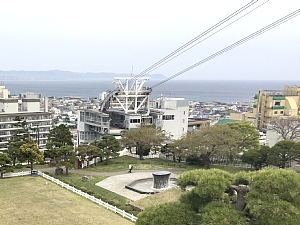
[3,80,300,103]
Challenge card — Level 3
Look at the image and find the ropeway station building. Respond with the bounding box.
[77,77,189,144]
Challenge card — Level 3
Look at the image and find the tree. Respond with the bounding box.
[136,202,197,225]
[200,202,247,225]
[46,124,73,159]
[56,145,76,175]
[91,135,122,164]
[76,144,99,167]
[0,153,12,179]
[177,168,300,225]
[291,142,300,163]
[165,139,188,162]
[7,116,30,165]
[46,124,73,149]
[226,122,260,151]
[121,124,166,160]
[267,140,297,168]
[19,139,44,170]
[241,145,270,170]
[185,125,243,168]
[246,169,300,225]
[268,117,300,141]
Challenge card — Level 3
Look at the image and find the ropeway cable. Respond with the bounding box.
[151,9,300,88]
[133,0,260,80]
[138,0,270,76]
[100,0,264,111]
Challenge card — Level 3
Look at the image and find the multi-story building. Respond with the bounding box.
[150,97,189,140]
[255,85,300,129]
[77,96,189,144]
[77,109,110,144]
[77,78,189,144]
[230,85,300,130]
[0,86,52,152]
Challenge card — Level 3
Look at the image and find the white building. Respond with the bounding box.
[78,78,189,144]
[77,97,189,144]
[0,86,52,152]
[77,109,110,144]
[150,97,189,140]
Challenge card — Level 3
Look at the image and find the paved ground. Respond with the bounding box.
[36,164,300,202]
[39,167,182,201]
[95,172,179,201]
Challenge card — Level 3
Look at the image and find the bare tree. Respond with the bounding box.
[268,117,300,141]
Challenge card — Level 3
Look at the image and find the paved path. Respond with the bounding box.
[38,167,183,201]
[95,172,178,201]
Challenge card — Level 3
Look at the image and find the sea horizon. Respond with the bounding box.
[3,79,300,104]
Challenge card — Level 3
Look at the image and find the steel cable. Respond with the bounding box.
[151,9,300,88]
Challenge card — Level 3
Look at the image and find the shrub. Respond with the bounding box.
[80,186,88,192]
[15,164,23,169]
[86,190,94,195]
[118,205,132,211]
[93,194,103,199]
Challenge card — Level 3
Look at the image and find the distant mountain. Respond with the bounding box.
[0,70,167,81]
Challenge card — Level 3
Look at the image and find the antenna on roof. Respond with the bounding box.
[130,65,133,77]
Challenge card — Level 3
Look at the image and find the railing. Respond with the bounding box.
[3,171,138,222]
[3,171,31,178]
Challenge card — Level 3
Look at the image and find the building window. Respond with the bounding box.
[183,111,185,115]
[280,111,283,114]
[162,115,174,120]
[274,111,278,114]
[183,119,185,123]
[275,101,280,106]
[130,119,140,123]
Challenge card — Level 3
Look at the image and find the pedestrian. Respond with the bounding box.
[128,164,133,173]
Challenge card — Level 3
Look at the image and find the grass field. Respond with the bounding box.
[83,156,253,174]
[0,176,133,225]
[132,187,183,210]
[52,174,129,205]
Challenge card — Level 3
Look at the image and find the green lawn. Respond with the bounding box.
[52,174,129,205]
[83,156,253,174]
[132,187,183,210]
[12,163,51,172]
[0,176,133,225]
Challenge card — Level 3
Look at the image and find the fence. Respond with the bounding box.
[3,171,31,178]
[3,171,138,222]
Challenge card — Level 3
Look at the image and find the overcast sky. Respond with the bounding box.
[0,0,299,80]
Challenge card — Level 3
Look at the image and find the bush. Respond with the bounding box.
[79,186,88,192]
[86,190,94,195]
[15,164,23,169]
[118,205,132,211]
[106,200,116,205]
[129,211,140,216]
[93,194,103,199]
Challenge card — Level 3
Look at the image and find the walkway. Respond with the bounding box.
[39,167,182,201]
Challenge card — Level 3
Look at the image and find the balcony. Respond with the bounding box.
[272,106,284,110]
[273,96,285,100]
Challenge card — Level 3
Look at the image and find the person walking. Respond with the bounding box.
[128,164,133,173]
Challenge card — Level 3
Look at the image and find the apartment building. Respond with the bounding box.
[255,85,300,129]
[230,85,300,130]
[0,86,52,152]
